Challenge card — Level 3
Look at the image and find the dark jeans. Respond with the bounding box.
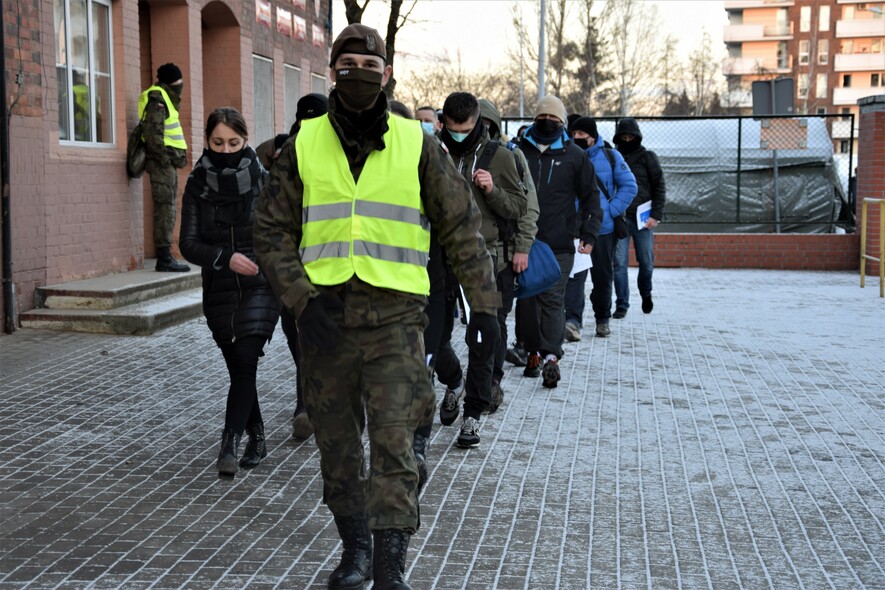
[494,263,517,381]
[435,283,498,421]
[518,251,574,359]
[280,309,305,415]
[218,335,267,435]
[589,232,617,325]
[613,219,655,309]
[564,269,588,328]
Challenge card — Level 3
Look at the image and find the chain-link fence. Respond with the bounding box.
[501,114,856,234]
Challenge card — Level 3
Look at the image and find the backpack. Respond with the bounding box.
[126,115,147,179]
[475,140,527,259]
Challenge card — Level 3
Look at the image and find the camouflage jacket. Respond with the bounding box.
[253,92,500,327]
[142,84,187,169]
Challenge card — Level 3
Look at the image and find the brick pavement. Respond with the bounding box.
[1,268,883,589]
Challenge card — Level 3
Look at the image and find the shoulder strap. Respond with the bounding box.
[503,141,526,187]
[475,141,499,172]
[595,147,616,202]
[603,147,616,176]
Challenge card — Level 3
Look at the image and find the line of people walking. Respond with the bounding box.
[140,22,665,590]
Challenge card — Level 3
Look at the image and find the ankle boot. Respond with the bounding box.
[412,433,428,496]
[155,246,190,272]
[216,428,240,478]
[329,513,372,589]
[239,422,267,469]
[372,529,411,590]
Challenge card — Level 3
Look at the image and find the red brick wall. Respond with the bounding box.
[625,233,860,270]
[857,95,885,275]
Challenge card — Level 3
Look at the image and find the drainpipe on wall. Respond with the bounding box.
[1,4,17,333]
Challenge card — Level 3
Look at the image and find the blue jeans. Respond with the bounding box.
[613,218,655,310]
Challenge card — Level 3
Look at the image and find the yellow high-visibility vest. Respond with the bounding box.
[138,85,187,150]
[295,114,430,295]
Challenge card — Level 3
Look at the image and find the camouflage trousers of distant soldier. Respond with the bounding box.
[146,160,179,249]
[300,316,436,533]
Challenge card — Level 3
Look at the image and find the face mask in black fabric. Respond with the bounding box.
[617,138,641,155]
[573,137,590,150]
[168,83,184,97]
[335,67,384,112]
[206,148,245,171]
[530,119,563,144]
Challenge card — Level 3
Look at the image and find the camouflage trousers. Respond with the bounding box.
[300,319,436,533]
[146,161,179,249]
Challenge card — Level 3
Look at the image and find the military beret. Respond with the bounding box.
[329,23,386,66]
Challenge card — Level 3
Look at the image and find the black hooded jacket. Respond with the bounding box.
[613,118,666,221]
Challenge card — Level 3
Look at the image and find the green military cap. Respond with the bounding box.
[329,23,387,66]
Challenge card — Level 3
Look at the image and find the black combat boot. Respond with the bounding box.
[216,428,240,478]
[155,246,190,272]
[412,433,428,496]
[329,513,373,589]
[239,422,267,469]
[372,529,411,590]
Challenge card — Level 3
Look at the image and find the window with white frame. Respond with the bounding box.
[284,64,302,131]
[798,73,810,98]
[310,73,326,96]
[799,40,810,65]
[819,5,830,32]
[816,74,827,99]
[800,6,811,32]
[818,39,829,65]
[252,55,275,145]
[54,0,113,144]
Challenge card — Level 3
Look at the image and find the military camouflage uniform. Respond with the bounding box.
[142,84,187,249]
[253,93,499,532]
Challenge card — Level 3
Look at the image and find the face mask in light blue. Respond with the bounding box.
[421,121,435,134]
[448,129,469,143]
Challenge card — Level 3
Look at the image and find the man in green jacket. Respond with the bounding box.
[140,63,189,272]
[253,24,499,590]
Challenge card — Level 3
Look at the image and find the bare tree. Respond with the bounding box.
[563,0,611,116]
[687,31,717,115]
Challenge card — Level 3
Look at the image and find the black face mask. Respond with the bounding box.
[617,137,641,155]
[168,83,184,97]
[573,137,590,150]
[531,119,563,143]
[205,148,245,171]
[335,67,384,112]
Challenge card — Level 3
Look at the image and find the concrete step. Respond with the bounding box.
[35,260,201,310]
[21,289,203,335]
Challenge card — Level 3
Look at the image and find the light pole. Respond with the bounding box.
[538,0,546,100]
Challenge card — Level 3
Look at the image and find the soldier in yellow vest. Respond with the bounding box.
[254,24,499,590]
[139,63,190,272]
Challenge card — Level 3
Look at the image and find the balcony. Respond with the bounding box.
[834,52,885,71]
[724,22,793,41]
[724,88,754,108]
[833,86,882,105]
[724,0,793,7]
[836,19,885,38]
[723,56,792,75]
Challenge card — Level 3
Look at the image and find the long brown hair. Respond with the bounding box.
[205,107,249,140]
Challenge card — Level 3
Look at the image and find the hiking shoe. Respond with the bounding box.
[292,410,313,440]
[505,343,528,367]
[564,322,581,342]
[456,417,480,448]
[486,380,504,414]
[542,358,561,388]
[439,386,462,426]
[523,352,542,378]
[596,323,611,338]
[641,294,654,314]
[612,308,628,319]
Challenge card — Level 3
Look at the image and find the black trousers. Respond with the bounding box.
[589,232,617,324]
[494,263,517,381]
[218,335,267,435]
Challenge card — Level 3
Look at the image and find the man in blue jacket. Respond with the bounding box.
[564,117,636,340]
[517,98,602,388]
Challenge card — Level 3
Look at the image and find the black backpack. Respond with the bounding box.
[126,115,147,179]
[475,141,527,258]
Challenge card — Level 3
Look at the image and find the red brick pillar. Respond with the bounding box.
[857,95,885,275]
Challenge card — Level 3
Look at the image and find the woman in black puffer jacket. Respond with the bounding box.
[179,107,280,478]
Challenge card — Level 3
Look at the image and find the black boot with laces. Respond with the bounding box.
[329,513,372,589]
[372,529,411,590]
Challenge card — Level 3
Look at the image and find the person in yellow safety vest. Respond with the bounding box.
[72,71,91,141]
[139,62,190,272]
[253,24,500,590]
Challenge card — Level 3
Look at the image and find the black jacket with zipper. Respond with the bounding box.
[179,155,280,345]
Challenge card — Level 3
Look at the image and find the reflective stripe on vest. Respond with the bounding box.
[295,114,429,295]
[138,85,187,149]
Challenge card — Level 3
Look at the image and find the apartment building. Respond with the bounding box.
[1,0,332,328]
[723,0,884,152]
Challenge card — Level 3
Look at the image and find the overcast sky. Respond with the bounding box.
[331,0,730,76]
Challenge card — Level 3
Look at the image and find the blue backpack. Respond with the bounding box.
[514,240,560,299]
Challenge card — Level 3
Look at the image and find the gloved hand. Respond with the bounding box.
[297,293,343,354]
[466,312,499,360]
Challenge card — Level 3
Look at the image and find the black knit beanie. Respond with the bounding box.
[296,93,329,122]
[571,116,598,141]
[157,63,183,85]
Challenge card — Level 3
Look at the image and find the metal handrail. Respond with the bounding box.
[859,198,884,298]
